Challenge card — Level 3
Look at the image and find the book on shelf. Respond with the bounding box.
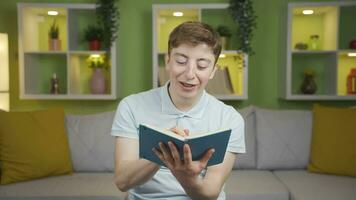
[158,67,169,87]
[139,124,231,167]
[206,67,233,95]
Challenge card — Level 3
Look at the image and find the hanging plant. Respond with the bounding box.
[228,0,257,55]
[96,0,120,50]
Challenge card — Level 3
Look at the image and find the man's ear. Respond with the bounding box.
[209,65,218,79]
[165,53,170,70]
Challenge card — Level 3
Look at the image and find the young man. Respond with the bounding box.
[111,21,245,200]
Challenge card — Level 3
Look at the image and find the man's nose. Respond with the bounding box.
[185,64,196,80]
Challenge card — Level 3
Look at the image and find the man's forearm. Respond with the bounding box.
[115,159,160,192]
[176,174,222,200]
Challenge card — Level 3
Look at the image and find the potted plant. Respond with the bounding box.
[228,0,257,55]
[96,0,119,51]
[216,25,232,50]
[84,25,104,50]
[88,55,107,69]
[48,20,61,51]
[87,54,108,94]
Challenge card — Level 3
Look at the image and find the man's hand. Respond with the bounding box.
[157,142,214,175]
[152,138,215,188]
[170,126,190,137]
[153,127,214,176]
[152,127,235,200]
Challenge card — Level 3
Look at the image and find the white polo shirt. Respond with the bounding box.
[111,82,245,200]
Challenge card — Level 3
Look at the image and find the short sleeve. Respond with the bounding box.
[225,107,246,154]
[111,98,139,139]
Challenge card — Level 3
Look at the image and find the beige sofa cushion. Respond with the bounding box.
[225,170,289,200]
[274,170,356,200]
[0,173,126,199]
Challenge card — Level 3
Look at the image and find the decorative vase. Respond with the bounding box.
[90,68,106,94]
[49,39,61,51]
[89,40,101,51]
[300,74,317,94]
[309,35,320,50]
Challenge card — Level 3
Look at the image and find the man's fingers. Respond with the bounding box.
[168,141,182,165]
[158,142,174,168]
[183,129,190,136]
[159,142,171,160]
[153,147,171,168]
[170,127,189,137]
[183,144,192,165]
[152,147,163,159]
[200,148,215,166]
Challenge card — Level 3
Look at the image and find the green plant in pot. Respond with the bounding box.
[48,20,61,51]
[84,25,104,51]
[87,54,107,70]
[216,25,232,50]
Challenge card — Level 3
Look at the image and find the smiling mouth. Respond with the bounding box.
[180,82,196,88]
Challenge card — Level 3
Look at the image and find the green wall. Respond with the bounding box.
[0,0,355,114]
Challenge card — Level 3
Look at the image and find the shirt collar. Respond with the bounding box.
[160,81,208,119]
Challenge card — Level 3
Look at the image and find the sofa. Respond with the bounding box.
[0,106,355,200]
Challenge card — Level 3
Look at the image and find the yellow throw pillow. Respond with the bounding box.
[0,108,73,184]
[308,104,356,177]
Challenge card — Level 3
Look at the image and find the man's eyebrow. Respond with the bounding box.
[173,52,212,63]
[173,53,188,58]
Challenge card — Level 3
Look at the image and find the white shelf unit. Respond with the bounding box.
[17,3,117,100]
[283,1,356,100]
[152,4,248,100]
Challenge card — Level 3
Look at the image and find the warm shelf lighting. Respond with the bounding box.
[302,10,314,15]
[90,54,101,58]
[173,12,183,17]
[219,54,226,58]
[48,10,58,16]
[348,53,356,57]
[0,33,9,111]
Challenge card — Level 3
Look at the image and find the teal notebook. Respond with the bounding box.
[139,124,231,167]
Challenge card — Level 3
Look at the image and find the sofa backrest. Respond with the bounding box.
[234,106,257,169]
[64,106,313,172]
[255,108,312,170]
[66,111,116,172]
[234,106,313,170]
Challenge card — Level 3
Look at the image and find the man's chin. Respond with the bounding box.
[178,89,203,100]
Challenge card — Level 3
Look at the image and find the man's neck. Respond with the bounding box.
[167,84,202,112]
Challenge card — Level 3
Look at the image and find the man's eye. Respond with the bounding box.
[176,60,186,65]
[198,65,208,70]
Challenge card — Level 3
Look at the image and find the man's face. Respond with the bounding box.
[166,43,217,101]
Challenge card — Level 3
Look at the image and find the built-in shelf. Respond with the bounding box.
[283,1,356,100]
[17,3,117,100]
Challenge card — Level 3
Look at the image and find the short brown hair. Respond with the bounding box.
[168,21,222,63]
